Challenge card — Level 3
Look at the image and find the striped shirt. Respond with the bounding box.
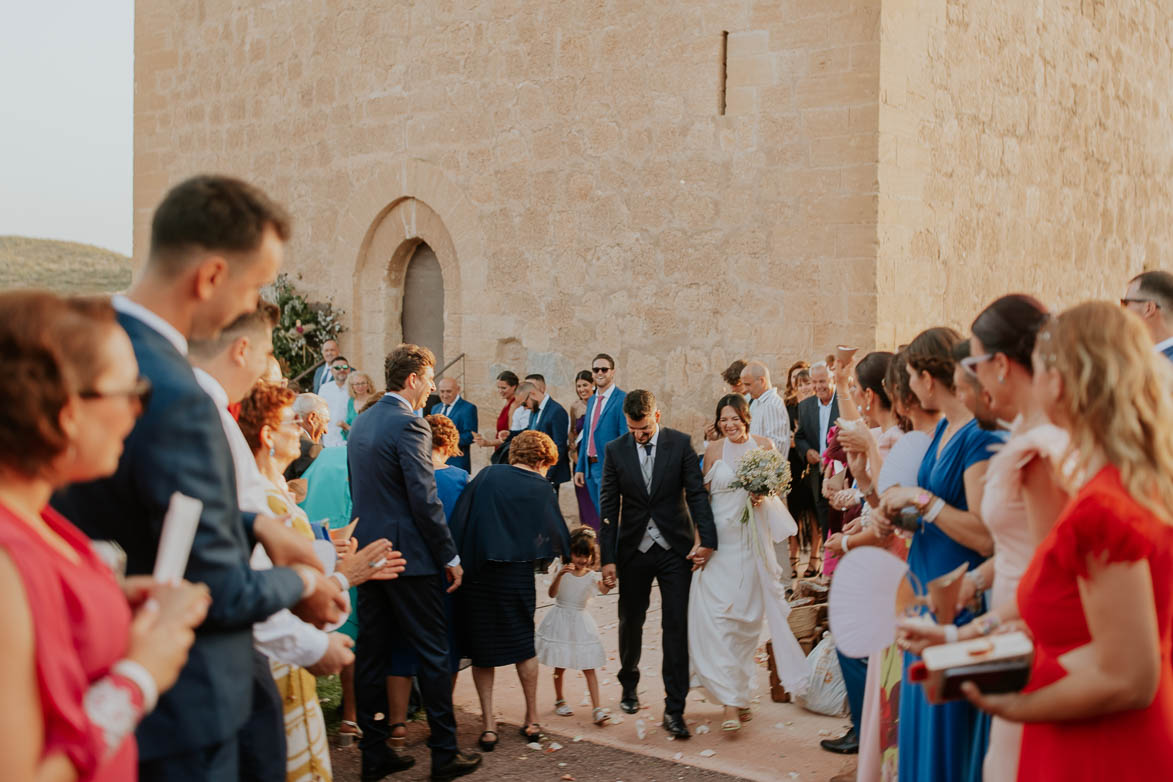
[749,386,790,454]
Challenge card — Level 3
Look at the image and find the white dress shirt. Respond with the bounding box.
[437,394,463,418]
[112,294,188,355]
[319,379,351,447]
[749,386,791,454]
[192,368,331,668]
[511,403,531,430]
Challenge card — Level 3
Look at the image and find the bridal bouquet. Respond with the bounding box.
[730,448,792,525]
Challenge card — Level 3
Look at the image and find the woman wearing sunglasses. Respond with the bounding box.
[0,291,210,782]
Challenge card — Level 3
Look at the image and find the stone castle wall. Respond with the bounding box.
[133,0,1171,446]
[876,0,1173,346]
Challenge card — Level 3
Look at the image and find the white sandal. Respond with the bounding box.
[554,699,574,716]
[592,707,610,725]
[721,718,741,732]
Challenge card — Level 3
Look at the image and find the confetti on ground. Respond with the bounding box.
[547,742,563,752]
[561,775,575,781]
[635,719,646,739]
[572,736,583,742]
[699,749,716,757]
[526,742,543,750]
[695,724,710,735]
[817,729,831,736]
[673,752,684,760]
[773,722,787,729]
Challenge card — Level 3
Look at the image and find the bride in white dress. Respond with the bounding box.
[689,395,809,730]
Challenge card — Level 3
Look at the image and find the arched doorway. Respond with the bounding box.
[401,242,445,369]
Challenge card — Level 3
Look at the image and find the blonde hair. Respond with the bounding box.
[348,371,376,399]
[1037,301,1173,523]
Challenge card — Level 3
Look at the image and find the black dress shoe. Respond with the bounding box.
[361,750,416,781]
[661,714,691,739]
[430,751,483,781]
[820,727,859,754]
[619,693,640,714]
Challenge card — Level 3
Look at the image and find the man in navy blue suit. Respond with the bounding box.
[430,376,478,472]
[54,175,349,782]
[311,339,339,392]
[521,373,571,489]
[349,344,483,782]
[573,353,628,513]
[1123,270,1173,362]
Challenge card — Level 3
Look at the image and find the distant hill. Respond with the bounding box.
[0,235,132,294]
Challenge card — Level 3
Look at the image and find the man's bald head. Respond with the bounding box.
[740,360,772,400]
[437,376,461,405]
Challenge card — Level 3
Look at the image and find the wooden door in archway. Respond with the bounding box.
[401,242,445,369]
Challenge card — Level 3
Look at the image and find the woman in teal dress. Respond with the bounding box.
[298,444,361,743]
[877,328,1003,782]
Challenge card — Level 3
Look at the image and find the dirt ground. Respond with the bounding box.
[328,709,761,782]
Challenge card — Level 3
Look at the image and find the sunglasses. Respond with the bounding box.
[959,353,993,372]
[332,364,351,371]
[79,376,153,414]
[1120,298,1158,308]
[592,366,612,374]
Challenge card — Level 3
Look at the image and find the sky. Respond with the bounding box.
[0,1,134,255]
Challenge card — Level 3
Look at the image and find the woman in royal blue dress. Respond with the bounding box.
[876,327,1003,782]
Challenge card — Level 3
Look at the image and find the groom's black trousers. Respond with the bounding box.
[617,544,692,716]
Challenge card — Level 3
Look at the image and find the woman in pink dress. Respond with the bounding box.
[0,292,209,781]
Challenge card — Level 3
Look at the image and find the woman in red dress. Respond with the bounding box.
[963,301,1173,780]
[472,370,519,455]
[0,292,209,781]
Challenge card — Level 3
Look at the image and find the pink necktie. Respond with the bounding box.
[586,395,604,457]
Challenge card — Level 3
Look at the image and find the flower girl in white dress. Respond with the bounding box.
[535,528,614,725]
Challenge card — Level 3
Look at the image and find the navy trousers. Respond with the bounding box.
[836,648,868,736]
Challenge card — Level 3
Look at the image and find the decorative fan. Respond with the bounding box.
[829,547,919,658]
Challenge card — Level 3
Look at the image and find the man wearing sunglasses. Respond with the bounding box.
[320,355,353,447]
[1122,271,1173,362]
[573,353,627,514]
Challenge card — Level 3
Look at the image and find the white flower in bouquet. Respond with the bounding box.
[729,448,792,524]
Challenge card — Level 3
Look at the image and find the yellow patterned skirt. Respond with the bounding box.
[270,659,332,782]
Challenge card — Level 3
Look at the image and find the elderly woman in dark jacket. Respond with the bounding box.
[450,430,571,750]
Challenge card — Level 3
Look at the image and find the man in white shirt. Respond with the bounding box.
[318,355,352,446]
[740,361,791,453]
[189,302,356,677]
[1123,270,1173,362]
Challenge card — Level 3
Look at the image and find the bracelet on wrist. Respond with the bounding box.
[841,535,851,554]
[943,624,960,643]
[112,659,159,713]
[923,497,946,524]
[975,613,1002,636]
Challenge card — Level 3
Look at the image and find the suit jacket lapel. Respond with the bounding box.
[647,432,671,498]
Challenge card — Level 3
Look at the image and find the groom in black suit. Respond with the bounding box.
[599,390,717,738]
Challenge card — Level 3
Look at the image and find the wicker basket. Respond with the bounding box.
[788,603,820,639]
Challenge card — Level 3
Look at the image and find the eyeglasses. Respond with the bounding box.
[79,377,153,413]
[332,364,351,371]
[959,353,993,372]
[1120,298,1158,309]
[592,366,612,374]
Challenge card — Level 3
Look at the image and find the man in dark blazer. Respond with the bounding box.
[430,376,478,472]
[311,338,339,392]
[599,390,717,739]
[574,353,628,512]
[518,374,571,488]
[54,175,346,782]
[349,344,482,782]
[793,362,840,560]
